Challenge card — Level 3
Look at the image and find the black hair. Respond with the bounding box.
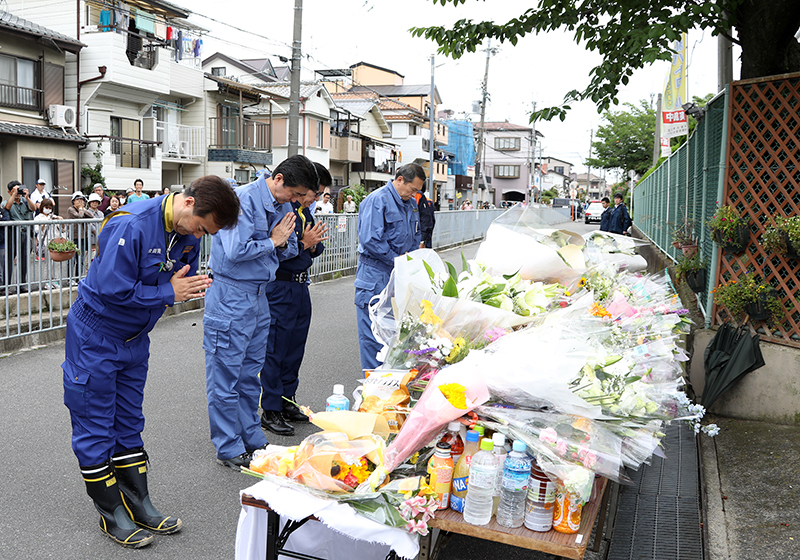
[395,163,427,183]
[313,162,333,189]
[134,179,144,187]
[601,197,610,203]
[613,192,623,200]
[273,155,319,191]
[7,180,21,192]
[184,175,240,229]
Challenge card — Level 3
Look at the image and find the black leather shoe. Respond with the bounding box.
[261,410,295,436]
[216,452,252,471]
[282,397,309,423]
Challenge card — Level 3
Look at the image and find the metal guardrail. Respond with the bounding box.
[0,210,504,342]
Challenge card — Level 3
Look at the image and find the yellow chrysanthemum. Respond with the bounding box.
[590,302,611,318]
[419,299,443,325]
[439,383,468,409]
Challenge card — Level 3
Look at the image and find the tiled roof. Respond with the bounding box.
[351,84,431,97]
[331,91,378,101]
[484,121,532,132]
[0,12,85,52]
[0,121,85,143]
[256,81,324,100]
[334,99,376,119]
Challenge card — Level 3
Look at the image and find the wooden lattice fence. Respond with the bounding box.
[716,73,800,346]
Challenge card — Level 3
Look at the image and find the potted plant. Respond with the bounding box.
[674,254,707,293]
[48,238,78,262]
[760,215,800,259]
[712,273,783,323]
[671,219,698,256]
[708,205,750,254]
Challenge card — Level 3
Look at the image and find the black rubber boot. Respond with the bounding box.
[81,462,154,548]
[112,448,183,535]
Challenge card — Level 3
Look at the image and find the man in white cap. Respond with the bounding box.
[30,178,53,214]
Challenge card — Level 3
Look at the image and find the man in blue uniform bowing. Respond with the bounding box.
[204,155,318,469]
[62,176,240,549]
[260,163,331,435]
[355,163,424,370]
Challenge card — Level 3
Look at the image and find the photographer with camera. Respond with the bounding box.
[4,180,35,293]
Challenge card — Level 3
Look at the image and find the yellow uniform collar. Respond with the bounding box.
[162,193,175,233]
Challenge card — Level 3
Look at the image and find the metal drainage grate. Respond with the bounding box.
[607,423,703,560]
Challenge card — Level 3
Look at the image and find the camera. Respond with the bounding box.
[20,188,28,196]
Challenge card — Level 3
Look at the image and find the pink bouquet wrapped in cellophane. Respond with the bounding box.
[383,355,491,472]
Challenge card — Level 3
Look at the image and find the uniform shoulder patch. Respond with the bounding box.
[118,238,126,246]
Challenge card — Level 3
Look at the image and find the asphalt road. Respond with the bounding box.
[0,218,599,560]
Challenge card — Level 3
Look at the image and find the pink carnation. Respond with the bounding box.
[540,427,558,444]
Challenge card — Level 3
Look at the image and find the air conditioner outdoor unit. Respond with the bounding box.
[48,105,76,127]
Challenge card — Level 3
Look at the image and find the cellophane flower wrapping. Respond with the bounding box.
[383,360,491,473]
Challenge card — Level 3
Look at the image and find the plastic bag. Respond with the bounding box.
[353,369,415,433]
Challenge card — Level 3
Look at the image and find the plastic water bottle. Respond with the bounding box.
[491,433,507,516]
[463,438,497,526]
[325,384,350,412]
[496,440,532,528]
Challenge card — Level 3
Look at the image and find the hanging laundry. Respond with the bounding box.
[154,20,166,40]
[194,38,203,57]
[136,11,156,34]
[126,17,142,65]
[175,30,183,60]
[99,10,113,32]
[166,26,173,40]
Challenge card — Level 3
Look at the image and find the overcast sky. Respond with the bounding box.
[187,0,741,175]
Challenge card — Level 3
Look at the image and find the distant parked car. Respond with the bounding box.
[584,200,605,224]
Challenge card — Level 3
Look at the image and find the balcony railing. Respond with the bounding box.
[0,84,42,111]
[208,117,271,151]
[329,135,362,163]
[156,121,205,160]
[110,138,156,169]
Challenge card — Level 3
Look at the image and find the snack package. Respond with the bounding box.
[353,369,415,433]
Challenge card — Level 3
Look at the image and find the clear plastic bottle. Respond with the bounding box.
[427,442,454,510]
[496,440,532,528]
[491,433,507,515]
[524,459,556,532]
[325,384,350,412]
[449,430,479,513]
[463,438,497,526]
[441,422,465,466]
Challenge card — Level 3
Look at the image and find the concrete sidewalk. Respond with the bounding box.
[701,415,800,560]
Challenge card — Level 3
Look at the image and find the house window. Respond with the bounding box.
[409,124,418,136]
[494,165,520,179]
[554,166,565,175]
[111,116,149,169]
[211,67,226,77]
[494,137,520,151]
[22,158,73,214]
[0,54,41,110]
[234,168,250,184]
[316,120,323,148]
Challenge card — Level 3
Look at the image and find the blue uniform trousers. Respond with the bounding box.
[260,280,311,411]
[204,276,269,460]
[354,259,391,371]
[62,299,149,466]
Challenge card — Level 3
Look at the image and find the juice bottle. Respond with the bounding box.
[449,429,479,513]
[441,422,465,465]
[427,442,454,510]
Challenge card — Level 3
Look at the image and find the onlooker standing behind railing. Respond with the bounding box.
[4,180,35,293]
[67,192,94,282]
[0,201,8,295]
[33,198,64,289]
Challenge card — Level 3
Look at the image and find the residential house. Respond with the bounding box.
[329,92,397,191]
[320,62,448,202]
[575,172,608,200]
[481,121,533,207]
[202,52,335,179]
[440,119,475,210]
[536,156,574,199]
[9,0,210,196]
[0,12,85,214]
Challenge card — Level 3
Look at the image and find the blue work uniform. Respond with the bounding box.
[204,174,297,460]
[354,180,420,370]
[608,202,632,234]
[62,194,200,466]
[260,203,324,411]
[599,207,611,232]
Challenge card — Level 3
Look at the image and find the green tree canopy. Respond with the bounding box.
[586,100,655,179]
[412,0,800,121]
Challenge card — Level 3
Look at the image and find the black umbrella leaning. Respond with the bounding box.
[702,322,766,409]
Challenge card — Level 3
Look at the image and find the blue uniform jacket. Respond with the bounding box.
[599,208,611,232]
[357,181,420,271]
[209,174,297,283]
[76,195,199,341]
[608,203,632,234]
[278,203,324,275]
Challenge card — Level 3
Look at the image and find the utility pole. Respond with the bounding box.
[287,0,303,157]
[527,101,536,204]
[587,128,593,200]
[474,39,494,200]
[652,93,662,166]
[429,54,436,203]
